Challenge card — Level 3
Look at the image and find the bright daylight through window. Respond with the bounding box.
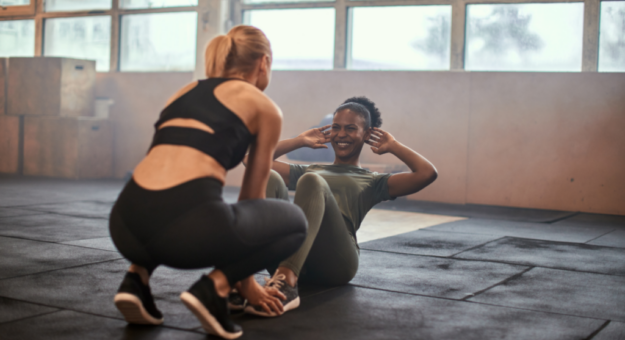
[0,20,34,57]
[244,8,335,70]
[120,12,197,72]
[465,3,584,72]
[44,16,111,71]
[120,0,198,9]
[44,0,112,12]
[598,1,625,72]
[349,6,452,70]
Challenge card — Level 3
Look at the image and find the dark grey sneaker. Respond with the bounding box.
[228,289,247,312]
[114,272,164,325]
[180,275,243,339]
[244,273,300,317]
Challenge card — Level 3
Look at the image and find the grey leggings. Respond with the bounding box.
[266,170,359,285]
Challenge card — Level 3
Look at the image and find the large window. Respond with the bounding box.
[465,3,585,72]
[348,6,452,70]
[0,0,30,4]
[44,16,111,71]
[120,12,197,72]
[598,1,625,72]
[244,8,335,70]
[0,20,35,57]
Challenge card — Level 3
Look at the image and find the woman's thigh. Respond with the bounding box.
[298,187,359,285]
[146,199,306,270]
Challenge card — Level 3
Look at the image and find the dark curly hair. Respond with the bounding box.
[334,96,382,129]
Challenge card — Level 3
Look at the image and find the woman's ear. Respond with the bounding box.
[364,127,372,140]
[259,55,270,75]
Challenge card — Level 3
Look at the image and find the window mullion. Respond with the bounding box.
[110,0,120,72]
[582,0,600,72]
[450,0,465,71]
[333,0,347,69]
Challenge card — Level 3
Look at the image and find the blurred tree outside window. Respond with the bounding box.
[598,1,625,72]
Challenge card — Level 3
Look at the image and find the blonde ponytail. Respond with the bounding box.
[204,25,271,79]
[204,35,233,78]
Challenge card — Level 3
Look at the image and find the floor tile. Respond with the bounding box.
[234,286,604,340]
[0,236,122,279]
[0,296,58,324]
[0,310,205,340]
[0,176,123,207]
[351,250,528,299]
[357,209,465,243]
[0,208,45,218]
[593,321,625,340]
[425,218,614,243]
[470,267,625,322]
[19,201,114,219]
[456,237,625,275]
[588,230,625,248]
[553,213,625,229]
[0,213,110,242]
[360,229,501,257]
[375,199,575,223]
[61,237,118,252]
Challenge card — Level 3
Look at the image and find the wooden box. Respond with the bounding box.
[23,116,113,178]
[0,115,20,174]
[7,57,96,117]
[0,58,6,116]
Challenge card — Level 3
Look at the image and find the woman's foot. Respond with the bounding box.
[114,272,164,325]
[244,273,300,317]
[180,275,243,339]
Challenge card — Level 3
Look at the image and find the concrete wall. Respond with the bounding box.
[95,71,625,215]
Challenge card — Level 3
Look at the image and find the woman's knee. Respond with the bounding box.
[296,172,328,193]
[266,170,288,200]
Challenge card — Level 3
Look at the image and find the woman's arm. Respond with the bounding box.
[244,125,331,185]
[367,127,437,198]
[238,99,283,201]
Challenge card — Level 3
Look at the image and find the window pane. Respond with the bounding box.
[44,16,111,72]
[244,8,335,70]
[45,0,111,12]
[120,0,197,9]
[0,20,34,57]
[120,12,197,72]
[243,0,332,3]
[0,0,30,5]
[349,6,451,70]
[598,1,625,72]
[465,3,584,72]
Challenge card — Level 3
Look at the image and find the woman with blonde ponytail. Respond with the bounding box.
[108,25,307,339]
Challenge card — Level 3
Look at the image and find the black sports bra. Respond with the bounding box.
[149,78,254,170]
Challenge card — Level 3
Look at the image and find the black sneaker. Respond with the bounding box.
[114,272,164,325]
[228,289,247,312]
[244,273,300,317]
[180,275,243,339]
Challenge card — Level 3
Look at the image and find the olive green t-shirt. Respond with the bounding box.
[288,163,394,237]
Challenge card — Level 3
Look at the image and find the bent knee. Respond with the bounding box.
[296,173,328,192]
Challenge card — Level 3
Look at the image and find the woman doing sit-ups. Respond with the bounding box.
[243,97,437,316]
[108,25,307,339]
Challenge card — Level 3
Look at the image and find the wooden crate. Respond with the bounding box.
[7,57,96,117]
[0,115,20,174]
[0,58,6,116]
[23,116,113,178]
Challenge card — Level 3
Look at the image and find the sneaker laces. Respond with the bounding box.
[263,273,286,290]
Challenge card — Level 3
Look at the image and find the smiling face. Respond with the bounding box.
[331,109,371,163]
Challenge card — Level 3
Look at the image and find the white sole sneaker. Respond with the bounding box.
[244,296,300,317]
[114,293,164,325]
[180,292,243,339]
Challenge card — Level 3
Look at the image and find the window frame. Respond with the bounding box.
[0,0,615,72]
[0,0,199,72]
[0,0,36,17]
[234,0,606,72]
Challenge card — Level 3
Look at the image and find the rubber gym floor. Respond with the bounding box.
[0,175,623,340]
